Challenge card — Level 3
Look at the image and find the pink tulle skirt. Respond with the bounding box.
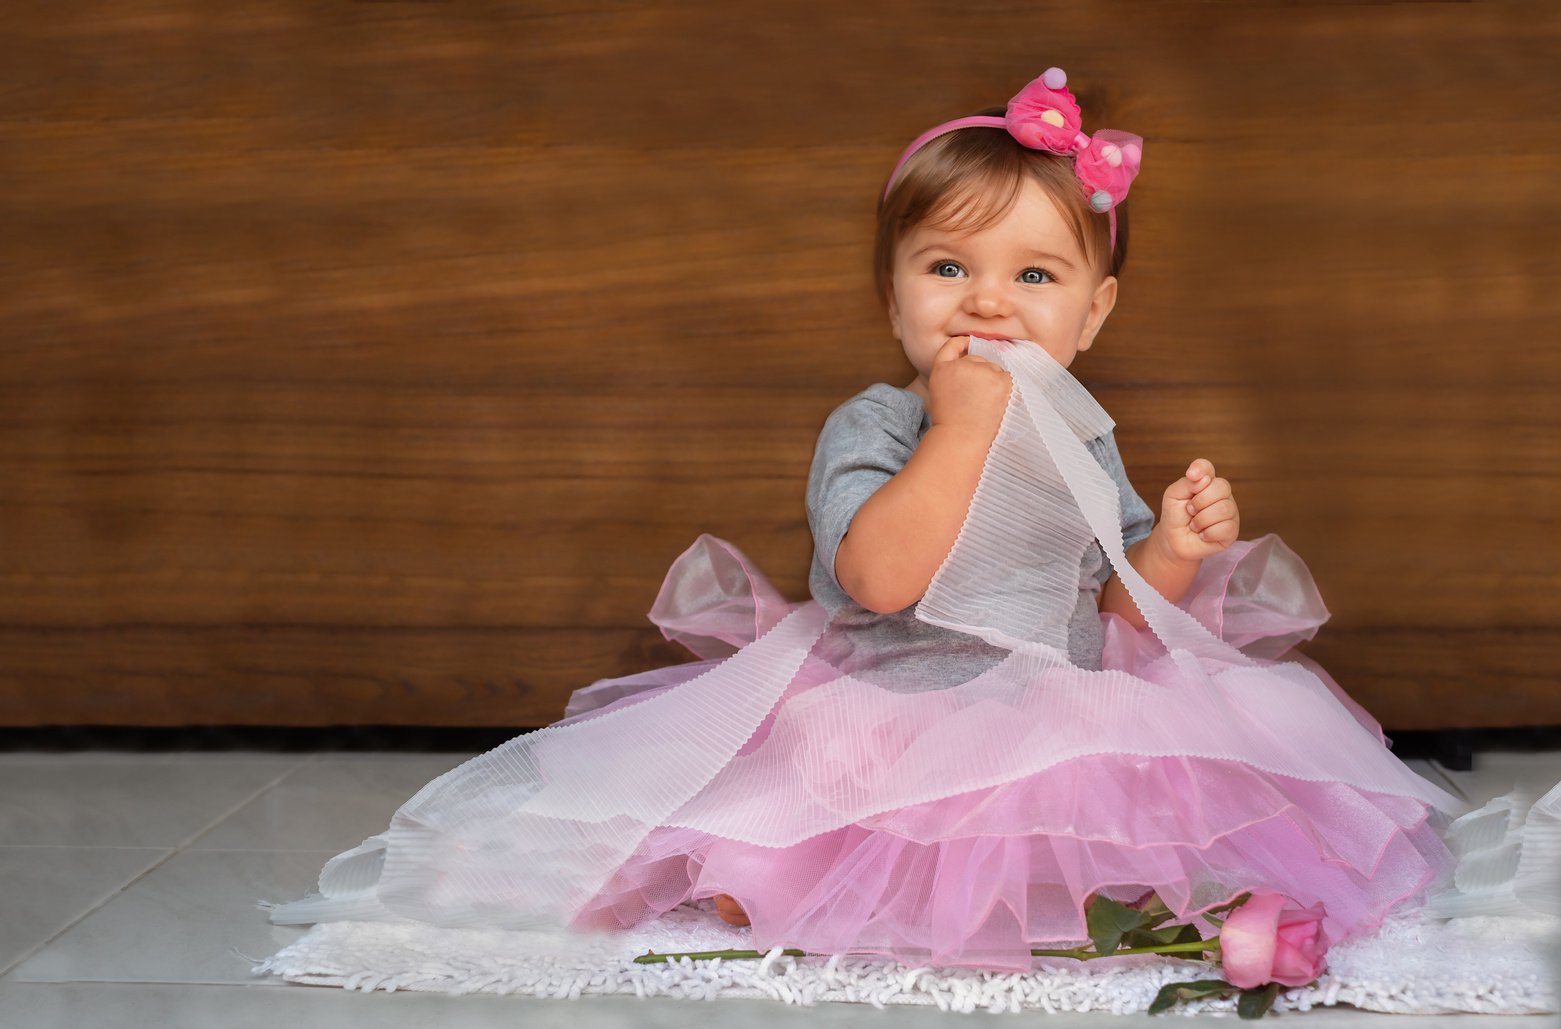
[562,535,1460,972]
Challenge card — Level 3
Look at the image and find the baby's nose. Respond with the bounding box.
[964,281,1012,316]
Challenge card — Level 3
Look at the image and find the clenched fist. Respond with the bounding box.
[925,335,1012,445]
[1153,458,1240,564]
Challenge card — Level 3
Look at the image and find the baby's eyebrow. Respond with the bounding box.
[1021,249,1078,271]
[906,242,955,262]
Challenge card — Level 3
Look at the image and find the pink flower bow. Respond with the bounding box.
[1004,68,1143,214]
[1072,129,1143,213]
[1004,68,1085,154]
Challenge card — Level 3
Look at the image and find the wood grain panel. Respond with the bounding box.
[0,625,692,727]
[1299,630,1561,733]
[1,625,1552,731]
[1,1,1557,728]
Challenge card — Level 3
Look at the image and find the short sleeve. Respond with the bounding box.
[805,385,926,596]
[1087,430,1157,585]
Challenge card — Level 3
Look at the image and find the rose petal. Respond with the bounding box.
[1271,924,1319,983]
[1218,891,1286,989]
[1269,905,1329,985]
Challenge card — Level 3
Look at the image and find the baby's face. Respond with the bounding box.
[887,177,1118,387]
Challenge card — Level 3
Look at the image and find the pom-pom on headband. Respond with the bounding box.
[883,67,1143,252]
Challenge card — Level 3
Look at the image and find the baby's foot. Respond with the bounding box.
[714,893,750,927]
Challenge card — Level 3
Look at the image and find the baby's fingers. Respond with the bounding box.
[1165,459,1216,503]
[1196,516,1240,544]
[935,335,971,364]
[1188,497,1237,533]
[1183,477,1232,515]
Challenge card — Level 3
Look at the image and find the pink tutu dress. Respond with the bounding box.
[267,338,1464,972]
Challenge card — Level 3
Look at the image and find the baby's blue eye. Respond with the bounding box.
[1020,268,1053,285]
[933,261,963,278]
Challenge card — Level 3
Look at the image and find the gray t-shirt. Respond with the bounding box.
[805,383,1156,689]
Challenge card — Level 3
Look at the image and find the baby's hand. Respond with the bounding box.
[1153,458,1240,564]
[925,335,1012,444]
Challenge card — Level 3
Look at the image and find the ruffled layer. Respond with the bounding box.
[577,756,1451,971]
[558,534,1458,969]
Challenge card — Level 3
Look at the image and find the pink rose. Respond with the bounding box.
[1217,890,1329,988]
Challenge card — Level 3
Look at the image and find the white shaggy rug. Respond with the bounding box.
[248,902,1559,1016]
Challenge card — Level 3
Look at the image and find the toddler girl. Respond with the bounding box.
[268,68,1464,971]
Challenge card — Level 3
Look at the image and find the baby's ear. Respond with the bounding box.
[1079,274,1118,350]
[885,289,903,341]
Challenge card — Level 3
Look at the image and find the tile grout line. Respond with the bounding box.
[0,754,320,985]
[172,753,323,852]
[0,847,175,984]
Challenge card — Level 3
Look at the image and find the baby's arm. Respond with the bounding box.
[1098,536,1200,630]
[835,421,990,613]
[1099,459,1240,629]
[836,337,1010,613]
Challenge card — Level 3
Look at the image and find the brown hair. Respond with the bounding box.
[873,107,1129,307]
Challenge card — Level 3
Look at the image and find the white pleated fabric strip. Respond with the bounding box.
[1426,779,1561,917]
[925,337,1246,663]
[916,346,1104,655]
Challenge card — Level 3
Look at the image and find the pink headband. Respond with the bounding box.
[882,67,1143,252]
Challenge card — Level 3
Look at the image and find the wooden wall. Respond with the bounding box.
[2,2,1557,729]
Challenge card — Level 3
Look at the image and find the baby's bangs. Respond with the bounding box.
[918,165,1024,239]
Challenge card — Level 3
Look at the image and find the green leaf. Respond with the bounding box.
[1148,979,1239,1015]
[1237,982,1282,1019]
[1123,922,1205,949]
[1086,896,1151,955]
[1203,892,1253,918]
[1123,926,1168,947]
[1134,893,1175,925]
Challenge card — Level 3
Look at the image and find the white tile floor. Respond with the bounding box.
[1,744,1557,1028]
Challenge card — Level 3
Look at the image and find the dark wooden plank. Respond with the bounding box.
[1300,630,1561,731]
[3,624,1555,732]
[2,463,1555,628]
[0,625,694,727]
